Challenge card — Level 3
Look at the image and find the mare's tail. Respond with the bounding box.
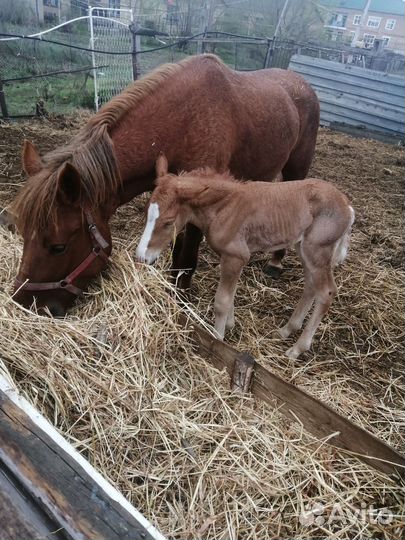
[333,205,355,266]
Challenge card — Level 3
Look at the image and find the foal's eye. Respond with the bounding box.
[49,244,66,255]
[164,222,173,229]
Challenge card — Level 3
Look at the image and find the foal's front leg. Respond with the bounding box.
[214,255,245,339]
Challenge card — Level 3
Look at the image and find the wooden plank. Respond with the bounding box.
[0,466,68,540]
[179,314,405,482]
[0,381,166,540]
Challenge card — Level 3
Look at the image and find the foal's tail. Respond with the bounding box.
[333,205,355,267]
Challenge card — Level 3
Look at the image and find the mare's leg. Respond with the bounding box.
[171,224,203,291]
[214,255,245,339]
[264,250,285,279]
[281,98,319,182]
[286,242,337,359]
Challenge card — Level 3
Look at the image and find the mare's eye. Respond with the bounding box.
[164,222,173,229]
[49,244,66,255]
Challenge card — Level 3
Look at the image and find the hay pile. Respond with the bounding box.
[0,119,404,539]
[0,227,404,539]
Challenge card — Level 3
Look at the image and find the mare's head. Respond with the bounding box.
[136,154,185,265]
[11,137,118,317]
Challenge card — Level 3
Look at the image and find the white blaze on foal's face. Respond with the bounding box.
[136,202,161,264]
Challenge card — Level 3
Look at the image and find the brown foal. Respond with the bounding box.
[136,156,354,358]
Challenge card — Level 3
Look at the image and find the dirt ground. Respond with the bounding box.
[0,115,404,447]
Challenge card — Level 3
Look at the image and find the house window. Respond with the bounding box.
[382,36,390,46]
[367,16,381,28]
[385,19,396,30]
[363,33,376,47]
[109,0,120,16]
[328,13,347,28]
[353,15,361,25]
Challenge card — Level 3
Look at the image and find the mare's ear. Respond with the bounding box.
[22,140,43,176]
[57,162,82,205]
[155,153,169,178]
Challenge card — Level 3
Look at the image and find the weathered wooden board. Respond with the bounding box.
[179,313,405,482]
[0,378,166,540]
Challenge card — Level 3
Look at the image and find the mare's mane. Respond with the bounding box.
[13,54,223,234]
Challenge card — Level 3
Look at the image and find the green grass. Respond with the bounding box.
[1,20,270,117]
[3,74,95,116]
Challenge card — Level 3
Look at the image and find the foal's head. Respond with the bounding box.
[11,141,114,317]
[136,154,185,264]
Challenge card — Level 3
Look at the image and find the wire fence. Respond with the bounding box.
[1,11,404,120]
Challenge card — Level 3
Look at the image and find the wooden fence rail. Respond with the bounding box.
[179,313,405,482]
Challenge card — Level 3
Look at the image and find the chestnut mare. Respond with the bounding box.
[11,54,319,316]
[137,156,354,358]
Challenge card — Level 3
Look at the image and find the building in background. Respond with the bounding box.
[319,0,405,53]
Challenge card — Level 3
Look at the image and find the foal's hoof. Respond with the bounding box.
[277,325,291,339]
[225,320,235,331]
[263,265,283,279]
[286,346,301,360]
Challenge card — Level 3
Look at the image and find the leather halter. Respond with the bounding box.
[14,212,110,297]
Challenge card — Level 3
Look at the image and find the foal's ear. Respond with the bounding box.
[22,140,43,176]
[57,162,82,205]
[155,153,169,178]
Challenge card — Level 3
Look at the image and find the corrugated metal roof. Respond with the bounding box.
[319,0,366,10]
[370,0,404,15]
[319,0,404,15]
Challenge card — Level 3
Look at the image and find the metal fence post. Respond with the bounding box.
[264,38,274,69]
[0,77,9,120]
[129,24,141,81]
[89,6,99,111]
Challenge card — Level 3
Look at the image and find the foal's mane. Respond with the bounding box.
[178,168,236,182]
[13,54,222,234]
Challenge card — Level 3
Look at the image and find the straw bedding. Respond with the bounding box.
[0,117,404,539]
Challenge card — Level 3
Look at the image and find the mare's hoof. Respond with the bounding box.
[175,287,192,304]
[263,265,283,279]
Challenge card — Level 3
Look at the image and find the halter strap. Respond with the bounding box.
[14,212,110,298]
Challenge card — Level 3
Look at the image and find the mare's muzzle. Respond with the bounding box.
[14,212,110,305]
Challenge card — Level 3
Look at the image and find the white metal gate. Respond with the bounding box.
[89,7,134,111]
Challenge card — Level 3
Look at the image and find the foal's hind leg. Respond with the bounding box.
[171,224,203,292]
[287,261,336,359]
[278,267,315,339]
[278,243,314,338]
